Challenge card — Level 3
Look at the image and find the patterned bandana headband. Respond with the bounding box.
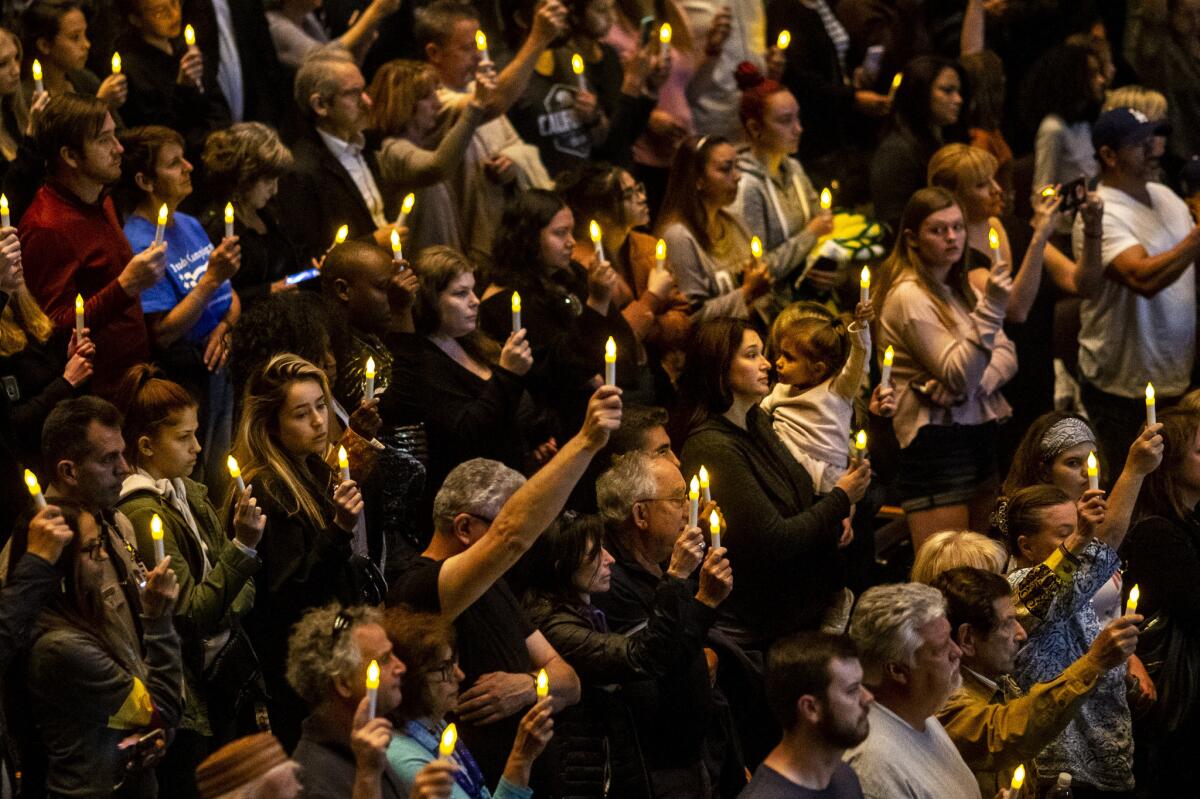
[1038,417,1095,462]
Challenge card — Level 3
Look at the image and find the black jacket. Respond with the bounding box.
[294,707,407,798]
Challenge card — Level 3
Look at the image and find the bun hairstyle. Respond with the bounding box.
[734,61,786,125]
[113,364,199,467]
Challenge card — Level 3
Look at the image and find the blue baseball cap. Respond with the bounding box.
[1092,107,1171,152]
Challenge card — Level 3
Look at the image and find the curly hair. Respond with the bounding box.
[286,603,383,707]
[202,122,294,201]
[848,582,947,684]
[229,292,340,396]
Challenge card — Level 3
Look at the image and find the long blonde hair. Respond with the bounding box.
[233,353,333,529]
[0,285,53,356]
[0,28,30,162]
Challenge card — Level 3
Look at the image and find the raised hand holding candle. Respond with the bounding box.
[1146,383,1156,426]
[439,723,458,760]
[881,345,894,386]
[571,53,586,90]
[988,226,1001,266]
[32,60,43,94]
[154,203,168,245]
[1125,584,1140,616]
[854,430,867,464]
[338,445,351,482]
[859,266,870,304]
[887,72,902,101]
[511,291,521,333]
[1,194,9,228]
[658,22,672,59]
[224,202,235,239]
[112,52,121,74]
[655,238,666,271]
[475,30,490,63]
[365,660,380,717]
[390,229,403,263]
[227,455,246,492]
[688,476,699,528]
[150,514,165,564]
[709,509,721,550]
[364,357,376,401]
[820,187,832,211]
[24,469,46,509]
[1087,451,1099,491]
[536,668,549,700]
[1011,764,1025,792]
[397,192,415,229]
[75,294,85,342]
[699,465,711,503]
[604,336,616,386]
[589,219,605,263]
[776,30,791,50]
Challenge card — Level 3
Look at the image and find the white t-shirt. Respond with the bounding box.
[844,701,982,799]
[1072,182,1196,398]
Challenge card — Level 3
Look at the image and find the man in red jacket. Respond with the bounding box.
[20,93,166,399]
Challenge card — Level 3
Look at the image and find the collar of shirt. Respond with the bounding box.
[961,665,1000,695]
[317,128,368,158]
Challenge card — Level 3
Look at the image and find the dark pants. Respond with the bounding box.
[1080,380,1173,486]
[156,729,208,799]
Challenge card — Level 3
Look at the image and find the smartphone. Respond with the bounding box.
[1059,176,1088,213]
[285,267,320,285]
[861,45,885,85]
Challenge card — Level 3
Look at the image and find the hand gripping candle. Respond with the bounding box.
[658,22,672,59]
[338,445,351,482]
[776,30,791,50]
[709,509,721,550]
[571,53,586,90]
[150,514,165,565]
[227,455,246,492]
[1125,584,1140,616]
[364,357,376,401]
[881,345,894,386]
[439,724,458,760]
[859,266,870,304]
[1146,383,1156,427]
[1087,451,1099,492]
[589,219,605,263]
[536,668,549,700]
[390,229,403,263]
[604,336,616,386]
[688,476,699,528]
[24,469,47,509]
[511,291,521,334]
[224,202,235,239]
[365,660,380,717]
[699,465,711,504]
[154,203,168,245]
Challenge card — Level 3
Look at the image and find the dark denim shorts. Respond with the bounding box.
[896,421,999,512]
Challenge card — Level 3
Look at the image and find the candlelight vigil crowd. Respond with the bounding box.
[5,0,1200,796]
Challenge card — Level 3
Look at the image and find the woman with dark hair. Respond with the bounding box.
[19,0,126,119]
[383,608,555,799]
[874,187,1014,549]
[675,317,868,645]
[113,364,263,798]
[960,50,1013,196]
[558,161,690,386]
[1124,406,1200,795]
[868,55,969,232]
[520,512,729,797]
[658,134,769,322]
[480,189,641,436]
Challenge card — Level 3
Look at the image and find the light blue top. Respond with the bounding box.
[386,732,533,799]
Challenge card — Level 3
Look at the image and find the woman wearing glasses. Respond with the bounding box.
[383,608,555,799]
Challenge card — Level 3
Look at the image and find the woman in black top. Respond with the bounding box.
[20,1,126,123]
[674,317,869,645]
[479,189,642,439]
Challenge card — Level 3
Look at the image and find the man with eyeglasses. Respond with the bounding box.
[387,386,621,793]
[594,450,733,798]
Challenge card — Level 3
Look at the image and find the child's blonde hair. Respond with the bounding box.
[769,305,852,382]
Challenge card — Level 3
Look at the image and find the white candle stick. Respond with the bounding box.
[854,430,867,464]
[1125,584,1139,616]
[699,465,711,504]
[475,30,491,64]
[571,53,586,91]
[859,266,870,304]
[604,336,616,386]
[1146,383,1156,427]
[988,226,1001,267]
[688,476,699,528]
[338,445,351,482]
[32,60,44,94]
[364,357,375,401]
[655,238,666,272]
[24,469,47,509]
[150,514,165,564]
[1,194,10,228]
[396,192,415,230]
[709,509,721,550]
[881,345,894,386]
[589,219,605,264]
[227,455,246,492]
[75,294,85,342]
[154,204,168,245]
[658,23,672,60]
[390,229,403,263]
[224,202,235,239]
[511,291,521,334]
[365,660,380,717]
[1087,451,1099,492]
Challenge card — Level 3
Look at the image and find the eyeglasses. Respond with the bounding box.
[427,658,458,683]
[622,182,647,200]
[637,495,688,508]
[79,538,108,562]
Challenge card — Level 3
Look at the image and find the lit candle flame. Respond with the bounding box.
[1041,186,1057,198]
[150,514,163,540]
[475,30,488,52]
[536,668,549,699]
[709,509,720,534]
[604,336,616,363]
[820,187,832,210]
[750,236,763,259]
[890,72,902,92]
[1,194,8,216]
[224,202,234,224]
[855,430,867,451]
[689,476,699,500]
[31,60,42,82]
[511,291,521,313]
[439,723,457,758]
[184,25,196,47]
[571,53,584,76]
[226,455,241,479]
[76,294,85,315]
[23,469,41,497]
[338,445,349,470]
[335,224,349,245]
[157,204,169,226]
[655,238,666,261]
[1146,383,1155,404]
[860,266,871,290]
[111,52,121,74]
[776,30,791,50]
[1011,764,1025,790]
[366,660,380,690]
[699,465,710,490]
[589,219,602,244]
[988,227,1000,251]
[365,357,376,380]
[1128,584,1140,611]
[1087,451,1098,478]
[401,193,415,214]
[390,229,401,254]
[659,22,672,45]
[883,345,894,366]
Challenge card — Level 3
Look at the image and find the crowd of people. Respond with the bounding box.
[1,0,1199,797]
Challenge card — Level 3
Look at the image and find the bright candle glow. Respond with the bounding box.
[224,202,234,224]
[31,60,42,81]
[184,25,196,46]
[1126,584,1140,615]
[689,476,699,500]
[883,346,894,366]
[112,52,121,74]
[589,219,602,243]
[335,224,349,245]
[890,72,902,92]
[401,193,415,214]
[511,292,521,313]
[571,54,585,75]
[1011,765,1025,790]
[157,204,169,226]
[1087,451,1098,477]
[536,669,549,699]
[365,357,376,379]
[750,236,763,259]
[855,430,867,452]
[659,23,672,45]
[699,466,710,490]
[475,30,488,51]
[338,446,349,470]
[776,30,791,50]
[655,238,666,262]
[988,227,1000,251]
[227,455,241,479]
[604,336,616,363]
[390,229,401,255]
[24,469,41,497]
[820,187,832,210]
[366,660,380,689]
[439,724,457,758]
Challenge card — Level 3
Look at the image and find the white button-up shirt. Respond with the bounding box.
[317,128,387,229]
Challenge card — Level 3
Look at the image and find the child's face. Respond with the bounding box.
[775,335,828,390]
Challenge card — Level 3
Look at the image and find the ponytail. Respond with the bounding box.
[112,364,199,468]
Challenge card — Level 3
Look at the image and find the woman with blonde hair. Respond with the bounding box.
[369,59,493,254]
[231,352,381,749]
[910,529,1007,584]
[0,27,32,172]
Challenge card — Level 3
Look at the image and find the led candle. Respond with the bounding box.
[338,445,351,482]
[1,194,9,228]
[439,724,457,760]
[655,238,666,271]
[854,430,867,464]
[334,224,349,247]
[589,219,605,264]
[224,202,235,239]
[154,203,168,245]
[227,455,246,492]
[988,226,1001,266]
[776,30,791,50]
[365,660,380,717]
[604,336,616,386]
[390,229,402,263]
[1011,764,1025,792]
[750,236,763,261]
[658,22,672,59]
[111,52,121,74]
[536,668,549,700]
[1087,451,1099,492]
[887,72,902,101]
[709,509,721,550]
[511,291,521,334]
[184,24,196,47]
[1125,584,1140,616]
[571,53,586,90]
[397,192,415,229]
[32,60,43,94]
[1146,383,1156,427]
[820,187,832,211]
[881,345,894,386]
[688,476,699,528]
[1040,186,1057,198]
[75,294,85,342]
[364,357,376,401]
[699,465,711,504]
[859,266,870,304]
[150,514,165,565]
[475,30,490,63]
[24,469,46,509]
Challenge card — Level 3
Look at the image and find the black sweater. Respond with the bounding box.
[0,326,78,468]
[679,408,851,643]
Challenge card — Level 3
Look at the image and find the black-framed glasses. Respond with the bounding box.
[79,538,108,562]
[637,495,688,507]
[427,658,458,683]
